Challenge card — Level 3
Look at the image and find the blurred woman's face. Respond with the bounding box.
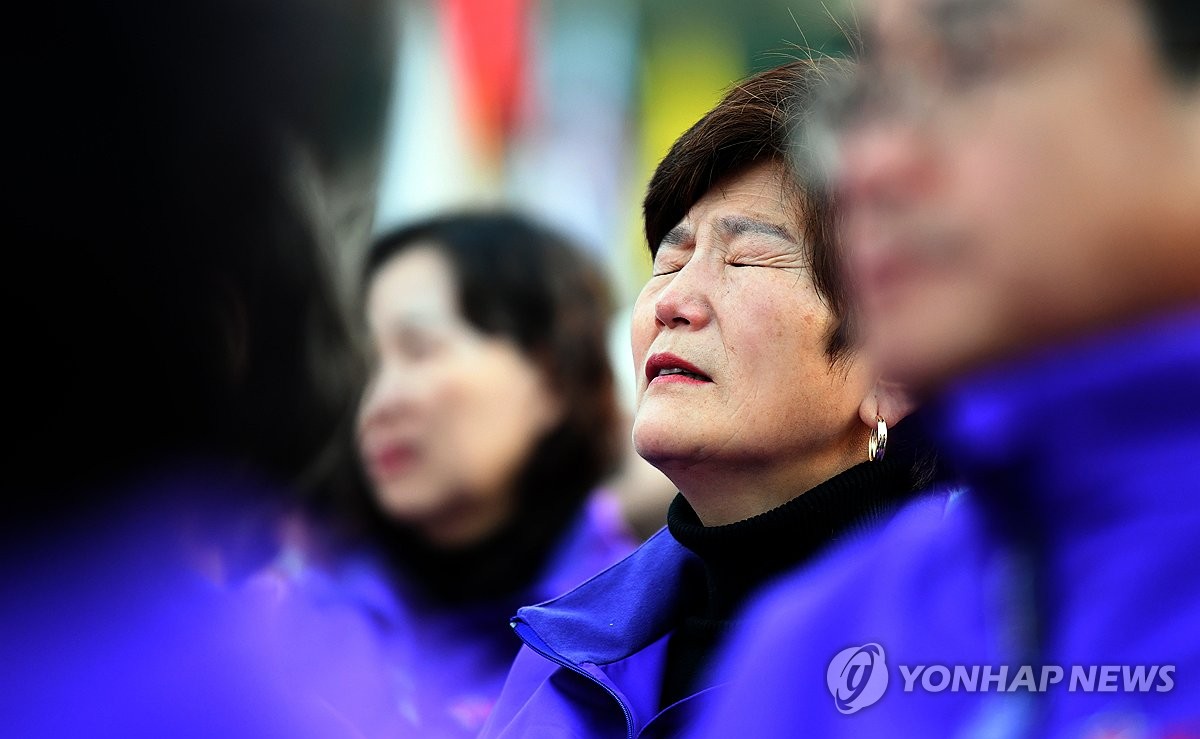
[358,246,563,548]
[632,161,873,515]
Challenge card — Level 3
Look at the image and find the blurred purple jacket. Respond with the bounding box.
[0,468,373,739]
[258,493,635,738]
[692,311,1200,738]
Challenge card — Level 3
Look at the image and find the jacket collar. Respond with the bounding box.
[512,527,704,666]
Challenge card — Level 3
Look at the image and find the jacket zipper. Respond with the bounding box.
[511,620,636,739]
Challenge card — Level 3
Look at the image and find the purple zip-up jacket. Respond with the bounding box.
[257,493,635,738]
[480,527,726,739]
[692,312,1200,738]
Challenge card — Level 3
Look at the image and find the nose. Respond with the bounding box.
[652,260,714,331]
[834,120,937,305]
[835,119,932,219]
[357,360,418,433]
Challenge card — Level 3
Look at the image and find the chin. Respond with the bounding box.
[631,414,666,457]
[889,333,999,397]
[868,311,963,391]
[374,486,444,524]
[632,424,703,470]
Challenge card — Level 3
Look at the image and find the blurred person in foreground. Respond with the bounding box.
[4,0,395,735]
[480,60,939,739]
[694,0,1200,736]
[261,212,635,737]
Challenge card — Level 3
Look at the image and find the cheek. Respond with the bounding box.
[722,282,833,383]
[629,286,660,377]
[950,112,1115,310]
[951,131,1030,246]
[954,76,1149,275]
[912,119,1052,328]
[733,296,867,444]
[394,371,464,494]
[438,354,554,500]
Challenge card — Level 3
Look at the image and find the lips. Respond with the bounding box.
[645,352,713,385]
[364,440,419,479]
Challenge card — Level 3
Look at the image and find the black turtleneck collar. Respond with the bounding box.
[667,458,916,620]
[379,486,585,606]
[660,457,920,708]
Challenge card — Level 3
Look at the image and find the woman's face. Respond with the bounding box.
[632,161,873,512]
[358,246,563,547]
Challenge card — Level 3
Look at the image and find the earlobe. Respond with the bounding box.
[541,391,568,433]
[859,378,917,429]
[534,371,569,434]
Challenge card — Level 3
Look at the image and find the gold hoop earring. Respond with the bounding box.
[868,416,888,462]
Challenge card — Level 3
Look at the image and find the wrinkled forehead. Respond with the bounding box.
[862,0,1036,23]
[856,0,1045,48]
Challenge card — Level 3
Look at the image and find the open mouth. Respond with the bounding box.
[654,367,710,381]
[645,352,713,385]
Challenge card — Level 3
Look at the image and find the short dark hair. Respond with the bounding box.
[355,212,620,577]
[642,60,853,359]
[1141,0,1200,82]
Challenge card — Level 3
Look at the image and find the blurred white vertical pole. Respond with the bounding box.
[374,0,495,233]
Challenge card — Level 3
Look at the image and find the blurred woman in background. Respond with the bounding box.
[269,212,636,738]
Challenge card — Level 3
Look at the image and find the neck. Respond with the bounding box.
[669,459,916,618]
[375,484,588,605]
[415,489,517,549]
[663,442,866,526]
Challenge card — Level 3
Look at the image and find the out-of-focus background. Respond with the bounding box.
[370,0,849,389]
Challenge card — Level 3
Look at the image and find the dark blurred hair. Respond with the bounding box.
[348,212,619,592]
[1141,0,1200,82]
[642,60,853,360]
[12,0,395,520]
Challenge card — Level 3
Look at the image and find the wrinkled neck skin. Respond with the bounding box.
[658,437,868,527]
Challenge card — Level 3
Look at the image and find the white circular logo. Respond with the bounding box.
[827,643,889,714]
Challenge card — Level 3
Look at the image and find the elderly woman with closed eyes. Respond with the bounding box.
[480,59,938,739]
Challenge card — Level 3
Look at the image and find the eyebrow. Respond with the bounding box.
[925,0,1019,30]
[858,0,1021,66]
[660,225,692,249]
[379,309,456,336]
[715,215,797,245]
